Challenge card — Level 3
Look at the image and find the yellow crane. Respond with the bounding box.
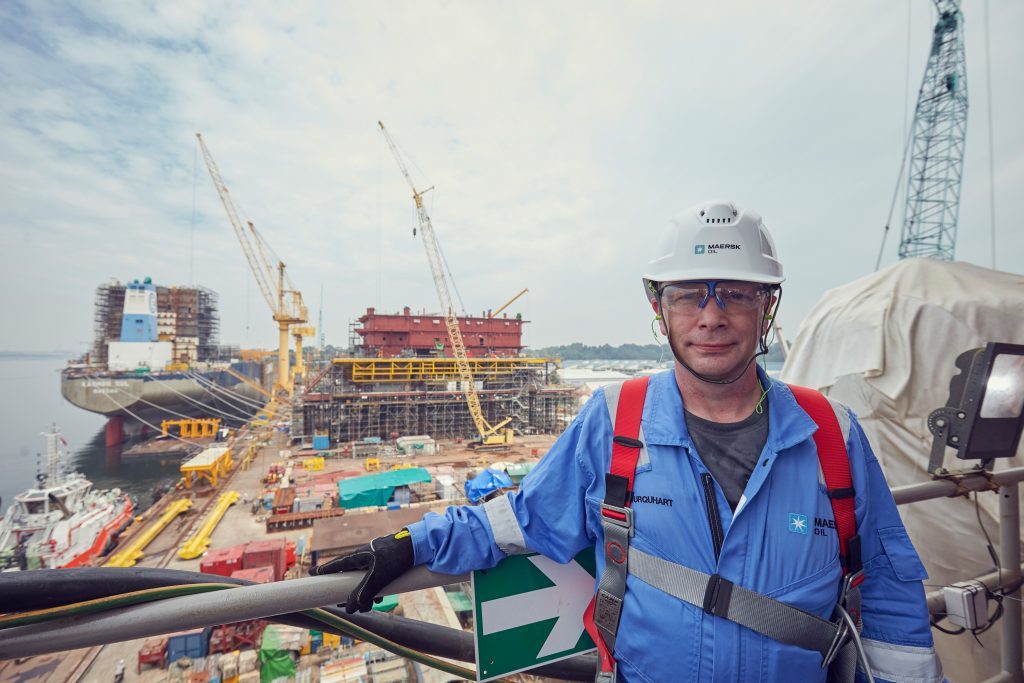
[195,134,310,397]
[243,219,315,386]
[378,121,513,447]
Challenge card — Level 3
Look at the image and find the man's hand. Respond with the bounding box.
[310,529,414,613]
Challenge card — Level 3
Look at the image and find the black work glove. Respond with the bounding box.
[310,529,414,613]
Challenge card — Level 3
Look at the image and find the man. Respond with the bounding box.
[314,201,943,682]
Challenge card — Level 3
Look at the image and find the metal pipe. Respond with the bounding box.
[891,467,1024,506]
[995,483,1023,683]
[0,565,466,659]
[926,563,1024,615]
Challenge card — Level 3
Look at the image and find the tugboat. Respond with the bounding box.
[0,426,134,570]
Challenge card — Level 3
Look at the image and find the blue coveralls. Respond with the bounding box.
[408,369,944,682]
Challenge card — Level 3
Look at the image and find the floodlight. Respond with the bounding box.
[927,342,1024,474]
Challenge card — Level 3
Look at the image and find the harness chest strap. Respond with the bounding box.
[582,378,863,681]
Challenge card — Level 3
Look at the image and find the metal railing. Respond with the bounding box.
[2,468,1022,682]
[892,466,1024,683]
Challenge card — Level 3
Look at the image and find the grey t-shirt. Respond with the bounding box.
[684,402,769,510]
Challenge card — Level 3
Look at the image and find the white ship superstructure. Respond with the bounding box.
[0,427,134,570]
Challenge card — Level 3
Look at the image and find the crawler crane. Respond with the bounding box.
[378,121,513,447]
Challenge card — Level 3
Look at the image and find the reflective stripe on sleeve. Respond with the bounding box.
[484,493,530,556]
[858,638,944,683]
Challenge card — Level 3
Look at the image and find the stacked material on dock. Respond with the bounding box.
[336,468,432,510]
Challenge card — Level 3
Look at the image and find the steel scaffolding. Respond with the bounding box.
[301,358,574,442]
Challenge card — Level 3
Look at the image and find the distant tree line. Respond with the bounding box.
[526,341,787,363]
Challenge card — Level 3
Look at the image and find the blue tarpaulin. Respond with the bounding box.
[464,468,514,503]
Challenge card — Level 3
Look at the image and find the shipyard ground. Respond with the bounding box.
[0,422,559,682]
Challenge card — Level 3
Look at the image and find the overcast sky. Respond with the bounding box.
[2,1,1021,354]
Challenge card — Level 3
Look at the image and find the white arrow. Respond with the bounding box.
[480,555,595,658]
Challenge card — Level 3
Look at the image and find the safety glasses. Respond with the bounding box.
[659,281,769,315]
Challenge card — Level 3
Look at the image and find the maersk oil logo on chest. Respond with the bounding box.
[694,242,741,255]
[789,513,836,537]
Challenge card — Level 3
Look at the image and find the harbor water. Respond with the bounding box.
[0,355,184,514]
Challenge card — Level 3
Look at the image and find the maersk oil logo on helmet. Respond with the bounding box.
[694,242,741,255]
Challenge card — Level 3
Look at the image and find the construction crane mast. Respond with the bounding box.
[898,0,968,261]
[196,133,309,396]
[378,121,513,447]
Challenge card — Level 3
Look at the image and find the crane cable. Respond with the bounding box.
[983,0,997,269]
[184,370,277,415]
[99,394,211,449]
[139,372,259,422]
[112,388,245,427]
[874,0,917,272]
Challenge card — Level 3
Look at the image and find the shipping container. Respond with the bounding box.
[166,627,210,664]
[242,538,286,581]
[199,544,246,577]
[230,566,276,583]
[312,435,330,450]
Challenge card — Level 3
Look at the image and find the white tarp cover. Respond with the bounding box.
[780,258,1024,683]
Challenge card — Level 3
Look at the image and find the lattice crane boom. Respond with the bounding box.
[196,133,306,395]
[899,0,969,261]
[195,134,277,313]
[378,121,512,445]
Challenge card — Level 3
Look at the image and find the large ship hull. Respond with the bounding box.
[60,364,266,426]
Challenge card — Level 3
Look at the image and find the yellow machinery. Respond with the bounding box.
[196,134,311,397]
[178,491,240,559]
[161,418,221,439]
[180,447,233,489]
[364,457,382,472]
[301,456,325,471]
[379,121,513,447]
[104,498,192,568]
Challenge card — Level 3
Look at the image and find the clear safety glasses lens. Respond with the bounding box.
[660,281,768,314]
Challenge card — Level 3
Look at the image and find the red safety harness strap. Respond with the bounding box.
[583,380,862,681]
[583,376,650,680]
[788,384,863,584]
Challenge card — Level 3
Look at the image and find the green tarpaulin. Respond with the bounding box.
[445,590,474,613]
[505,461,537,484]
[336,468,432,509]
[259,624,299,682]
[372,594,399,612]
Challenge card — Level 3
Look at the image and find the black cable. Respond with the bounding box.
[974,492,1002,574]
[0,568,595,681]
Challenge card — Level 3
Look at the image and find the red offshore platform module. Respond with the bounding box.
[352,306,526,358]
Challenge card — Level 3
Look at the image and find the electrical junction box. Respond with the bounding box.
[943,580,988,629]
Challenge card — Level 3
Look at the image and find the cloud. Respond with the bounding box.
[1,0,1022,356]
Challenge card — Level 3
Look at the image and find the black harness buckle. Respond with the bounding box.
[702,574,734,618]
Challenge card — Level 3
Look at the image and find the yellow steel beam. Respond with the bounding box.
[178,491,240,559]
[104,498,193,568]
[331,357,550,383]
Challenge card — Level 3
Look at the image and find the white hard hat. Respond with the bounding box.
[643,200,784,300]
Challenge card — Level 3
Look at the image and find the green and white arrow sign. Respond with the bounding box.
[473,550,596,682]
